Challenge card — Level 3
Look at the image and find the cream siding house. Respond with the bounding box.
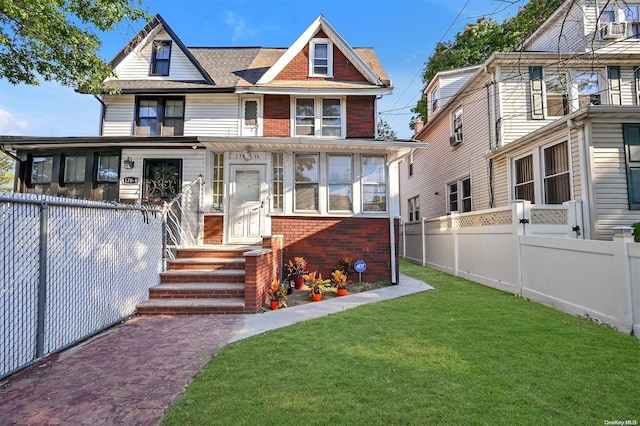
[404,0,640,240]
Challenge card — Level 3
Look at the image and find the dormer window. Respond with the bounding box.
[150,41,171,76]
[309,39,333,77]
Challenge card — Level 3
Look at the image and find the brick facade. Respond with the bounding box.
[263,95,291,137]
[271,216,399,283]
[274,30,368,82]
[346,96,375,138]
[203,215,223,244]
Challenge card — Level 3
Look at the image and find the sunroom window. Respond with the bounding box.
[328,155,352,211]
[295,153,319,211]
[362,156,386,212]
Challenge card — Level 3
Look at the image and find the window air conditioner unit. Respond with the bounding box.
[600,22,626,39]
[449,132,463,146]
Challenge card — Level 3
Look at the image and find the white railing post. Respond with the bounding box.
[613,227,635,334]
[512,201,528,296]
[564,200,584,239]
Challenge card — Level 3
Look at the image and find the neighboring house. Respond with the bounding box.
[1,14,420,284]
[403,0,640,240]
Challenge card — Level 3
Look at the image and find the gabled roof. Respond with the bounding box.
[109,14,215,85]
[255,15,387,86]
[519,0,573,51]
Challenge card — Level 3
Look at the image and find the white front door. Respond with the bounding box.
[228,164,267,244]
[241,98,260,136]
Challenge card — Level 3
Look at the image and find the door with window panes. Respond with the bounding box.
[228,164,267,244]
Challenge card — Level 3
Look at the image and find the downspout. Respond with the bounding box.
[485,79,495,208]
[94,95,106,136]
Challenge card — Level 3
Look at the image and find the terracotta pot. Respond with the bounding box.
[270,299,279,310]
[311,292,322,302]
[337,288,347,296]
[294,277,304,289]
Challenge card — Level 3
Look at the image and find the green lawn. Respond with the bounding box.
[162,260,640,425]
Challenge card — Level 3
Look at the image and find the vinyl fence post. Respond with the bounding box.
[36,203,49,358]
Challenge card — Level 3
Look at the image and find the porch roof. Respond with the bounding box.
[1,135,425,161]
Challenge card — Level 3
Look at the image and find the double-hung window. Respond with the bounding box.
[293,97,343,137]
[135,97,184,136]
[295,153,319,211]
[328,155,352,211]
[431,88,439,114]
[309,39,332,77]
[543,141,571,204]
[448,177,471,213]
[362,156,386,212]
[576,72,601,108]
[150,41,171,76]
[530,66,568,119]
[514,154,535,202]
[408,196,420,222]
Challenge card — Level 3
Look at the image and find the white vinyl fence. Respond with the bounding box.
[0,193,163,379]
[400,200,640,337]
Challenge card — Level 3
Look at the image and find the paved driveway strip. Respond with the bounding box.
[0,315,243,426]
[0,274,432,425]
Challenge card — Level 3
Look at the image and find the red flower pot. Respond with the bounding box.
[337,288,347,296]
[270,299,279,310]
[311,292,322,302]
[294,277,304,289]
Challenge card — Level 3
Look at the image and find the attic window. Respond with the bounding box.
[309,39,333,77]
[150,41,171,76]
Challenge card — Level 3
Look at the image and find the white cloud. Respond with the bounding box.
[225,12,256,42]
[0,108,30,135]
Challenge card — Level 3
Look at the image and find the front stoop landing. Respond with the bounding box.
[137,246,258,315]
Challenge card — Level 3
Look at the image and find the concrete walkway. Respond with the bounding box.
[0,274,432,425]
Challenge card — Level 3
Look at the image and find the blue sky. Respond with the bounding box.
[0,0,524,140]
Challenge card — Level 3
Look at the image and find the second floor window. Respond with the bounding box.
[293,98,343,137]
[576,72,601,108]
[408,195,420,222]
[150,41,171,76]
[135,97,184,136]
[448,177,471,213]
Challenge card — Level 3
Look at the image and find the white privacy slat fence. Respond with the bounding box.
[400,200,640,337]
[0,193,163,379]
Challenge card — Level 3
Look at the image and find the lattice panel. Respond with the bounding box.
[457,210,513,228]
[531,208,567,225]
[425,217,453,230]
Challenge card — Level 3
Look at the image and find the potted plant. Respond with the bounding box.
[331,269,349,296]
[267,278,288,310]
[286,257,308,289]
[304,271,331,302]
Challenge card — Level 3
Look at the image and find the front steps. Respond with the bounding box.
[137,245,258,315]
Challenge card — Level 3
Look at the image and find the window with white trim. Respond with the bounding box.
[448,177,471,213]
[408,195,420,222]
[576,72,601,108]
[431,88,439,114]
[293,97,343,137]
[543,141,571,204]
[309,39,333,77]
[212,152,224,212]
[328,155,352,211]
[272,152,284,212]
[295,153,319,211]
[362,156,386,212]
[514,154,535,202]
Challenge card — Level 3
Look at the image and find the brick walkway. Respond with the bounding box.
[0,315,242,426]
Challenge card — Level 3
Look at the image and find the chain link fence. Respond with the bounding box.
[0,193,162,379]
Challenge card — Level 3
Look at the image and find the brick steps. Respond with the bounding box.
[137,245,259,315]
[137,298,246,315]
[149,283,245,299]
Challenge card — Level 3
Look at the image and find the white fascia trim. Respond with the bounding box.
[108,26,163,81]
[256,15,383,86]
[235,87,392,96]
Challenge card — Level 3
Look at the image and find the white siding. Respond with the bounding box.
[112,29,203,81]
[184,94,239,136]
[118,149,207,201]
[102,95,134,136]
[439,69,477,106]
[590,121,638,240]
[525,4,586,52]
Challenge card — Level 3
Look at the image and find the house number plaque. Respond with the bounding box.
[122,177,140,184]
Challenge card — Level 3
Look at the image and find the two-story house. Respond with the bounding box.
[1,14,420,285]
[403,0,640,240]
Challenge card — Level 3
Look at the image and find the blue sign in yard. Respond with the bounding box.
[354,260,366,273]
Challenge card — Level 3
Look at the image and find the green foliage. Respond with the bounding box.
[0,0,149,94]
[632,222,640,242]
[411,0,564,127]
[375,118,397,141]
[0,152,15,189]
[161,260,640,425]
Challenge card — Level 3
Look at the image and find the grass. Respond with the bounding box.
[162,260,640,425]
